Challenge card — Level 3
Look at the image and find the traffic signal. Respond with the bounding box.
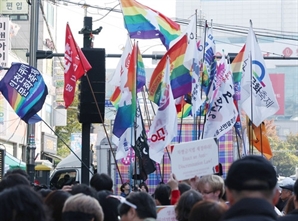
[78,48,105,123]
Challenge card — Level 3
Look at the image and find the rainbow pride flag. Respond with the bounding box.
[177,99,192,118]
[120,0,181,49]
[110,42,145,108]
[112,43,137,138]
[231,45,246,101]
[148,34,192,105]
[0,63,48,124]
[136,45,146,91]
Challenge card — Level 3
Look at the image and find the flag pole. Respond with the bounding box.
[193,10,198,141]
[197,20,208,140]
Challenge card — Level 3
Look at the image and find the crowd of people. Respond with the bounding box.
[1,155,298,221]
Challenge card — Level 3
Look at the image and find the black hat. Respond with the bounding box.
[279,177,295,191]
[225,155,277,191]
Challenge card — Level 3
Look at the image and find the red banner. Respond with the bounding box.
[269,73,284,115]
[64,23,92,108]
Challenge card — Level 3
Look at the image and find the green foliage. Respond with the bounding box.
[55,94,81,158]
[271,133,298,176]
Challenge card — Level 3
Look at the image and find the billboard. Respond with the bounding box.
[269,73,285,115]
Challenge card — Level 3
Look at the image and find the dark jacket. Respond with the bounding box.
[278,209,298,221]
[221,198,278,221]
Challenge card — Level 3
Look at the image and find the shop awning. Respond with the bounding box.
[5,153,26,170]
[42,152,63,161]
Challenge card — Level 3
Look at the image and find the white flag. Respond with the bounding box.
[114,128,132,160]
[181,16,204,116]
[203,55,238,138]
[240,23,279,126]
[109,36,132,86]
[149,57,177,163]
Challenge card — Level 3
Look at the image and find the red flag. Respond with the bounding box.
[64,23,92,108]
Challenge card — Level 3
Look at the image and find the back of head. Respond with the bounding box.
[0,185,47,221]
[0,173,30,192]
[118,192,157,219]
[4,168,30,180]
[63,193,104,221]
[189,200,228,221]
[97,190,120,221]
[70,183,98,199]
[90,173,113,192]
[154,183,171,205]
[225,155,277,192]
[175,189,203,221]
[225,155,277,203]
[178,182,191,195]
[44,190,71,221]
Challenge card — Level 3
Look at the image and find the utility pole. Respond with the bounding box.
[27,0,39,183]
[79,3,103,184]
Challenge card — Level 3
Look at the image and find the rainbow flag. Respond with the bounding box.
[231,45,246,101]
[136,45,146,91]
[120,0,181,49]
[112,43,137,138]
[110,42,145,108]
[148,34,192,105]
[177,99,192,118]
[0,63,48,124]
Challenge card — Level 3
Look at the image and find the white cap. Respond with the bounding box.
[279,177,295,191]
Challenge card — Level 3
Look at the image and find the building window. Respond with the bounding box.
[45,103,53,127]
[46,3,54,27]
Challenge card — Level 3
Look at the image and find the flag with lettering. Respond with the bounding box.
[112,42,137,139]
[0,63,48,124]
[203,56,238,138]
[176,15,204,116]
[148,57,177,163]
[240,23,279,126]
[64,23,92,108]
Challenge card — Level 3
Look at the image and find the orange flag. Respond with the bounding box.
[247,118,273,160]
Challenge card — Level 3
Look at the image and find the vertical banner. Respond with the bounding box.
[0,17,9,67]
[0,93,5,135]
[269,73,285,115]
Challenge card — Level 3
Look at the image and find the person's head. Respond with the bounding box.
[178,182,191,195]
[118,192,157,221]
[120,182,131,196]
[279,177,294,201]
[90,173,113,192]
[0,185,48,221]
[44,190,71,221]
[225,155,279,206]
[154,183,171,205]
[197,175,225,200]
[4,168,30,181]
[175,189,203,221]
[139,182,149,192]
[293,179,298,209]
[188,200,228,221]
[0,173,31,192]
[62,193,104,221]
[97,190,120,221]
[70,183,98,199]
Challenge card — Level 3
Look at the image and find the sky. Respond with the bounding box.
[56,0,177,69]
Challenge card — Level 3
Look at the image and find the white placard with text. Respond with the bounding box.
[171,138,219,181]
